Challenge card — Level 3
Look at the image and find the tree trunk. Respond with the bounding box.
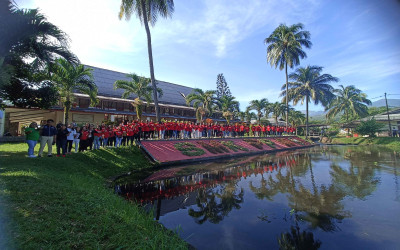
[285,62,289,129]
[64,96,71,125]
[135,104,142,121]
[306,95,309,139]
[141,2,160,122]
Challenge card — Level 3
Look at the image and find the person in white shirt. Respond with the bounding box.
[73,127,81,153]
[66,124,76,154]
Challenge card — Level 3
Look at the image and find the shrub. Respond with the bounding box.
[355,119,384,137]
[174,142,205,156]
[220,141,249,152]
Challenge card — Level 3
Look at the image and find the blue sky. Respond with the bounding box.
[16,0,400,111]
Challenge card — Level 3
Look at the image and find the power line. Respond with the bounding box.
[370,96,383,100]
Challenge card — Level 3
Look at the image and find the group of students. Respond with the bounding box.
[24,119,296,157]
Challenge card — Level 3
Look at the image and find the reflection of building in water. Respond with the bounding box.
[116,153,301,205]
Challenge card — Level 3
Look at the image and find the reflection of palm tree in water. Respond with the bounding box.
[278,226,321,250]
[330,163,379,200]
[188,182,244,224]
[288,153,350,232]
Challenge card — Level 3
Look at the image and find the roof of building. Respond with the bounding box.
[85,65,195,106]
[357,108,400,122]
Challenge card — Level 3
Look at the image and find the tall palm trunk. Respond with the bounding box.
[306,95,309,139]
[141,1,160,122]
[64,96,71,125]
[285,62,288,129]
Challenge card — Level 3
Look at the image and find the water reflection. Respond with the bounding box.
[188,182,244,224]
[115,145,400,249]
[278,226,321,250]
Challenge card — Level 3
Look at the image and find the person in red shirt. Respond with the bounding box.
[251,125,256,137]
[245,124,250,136]
[79,127,90,152]
[185,122,192,139]
[114,127,123,147]
[93,125,103,150]
[126,125,134,145]
[240,124,245,137]
[262,125,266,137]
[102,127,110,148]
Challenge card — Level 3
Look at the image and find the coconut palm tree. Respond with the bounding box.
[218,95,239,124]
[0,0,78,107]
[271,101,286,126]
[265,23,312,129]
[114,73,163,121]
[119,0,174,123]
[245,109,257,123]
[238,111,246,122]
[50,59,98,125]
[281,65,338,139]
[288,110,306,135]
[186,88,218,122]
[326,85,371,133]
[247,98,269,124]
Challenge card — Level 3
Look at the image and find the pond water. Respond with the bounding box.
[115,145,400,249]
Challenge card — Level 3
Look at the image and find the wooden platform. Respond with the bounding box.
[138,136,314,166]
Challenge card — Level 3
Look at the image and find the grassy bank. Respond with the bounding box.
[0,143,187,249]
[330,137,400,151]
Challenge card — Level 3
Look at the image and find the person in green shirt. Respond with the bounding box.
[25,122,39,158]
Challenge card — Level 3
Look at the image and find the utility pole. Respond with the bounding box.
[384,93,392,137]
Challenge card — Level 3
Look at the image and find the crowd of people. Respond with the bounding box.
[24,119,296,157]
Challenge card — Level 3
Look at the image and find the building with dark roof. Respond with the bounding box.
[1,65,225,137]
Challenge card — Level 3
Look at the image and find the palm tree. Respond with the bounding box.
[1,1,77,107]
[238,111,246,122]
[114,73,163,121]
[218,95,239,124]
[247,98,269,124]
[288,110,306,135]
[326,85,371,134]
[245,109,257,123]
[119,0,174,123]
[271,101,286,126]
[186,88,218,122]
[282,65,338,139]
[50,59,98,125]
[265,23,312,129]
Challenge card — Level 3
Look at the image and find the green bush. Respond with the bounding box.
[355,119,384,137]
[326,125,339,138]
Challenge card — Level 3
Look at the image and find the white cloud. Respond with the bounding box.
[20,0,146,66]
[152,0,320,58]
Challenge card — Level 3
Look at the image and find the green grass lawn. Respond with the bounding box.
[0,143,188,249]
[331,136,400,151]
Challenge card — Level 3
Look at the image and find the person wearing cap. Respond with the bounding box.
[25,122,39,158]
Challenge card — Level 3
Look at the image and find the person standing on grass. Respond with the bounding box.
[25,122,39,158]
[56,124,69,157]
[115,127,123,147]
[93,125,102,150]
[38,119,57,157]
[66,124,76,154]
[73,127,81,153]
[79,127,89,152]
